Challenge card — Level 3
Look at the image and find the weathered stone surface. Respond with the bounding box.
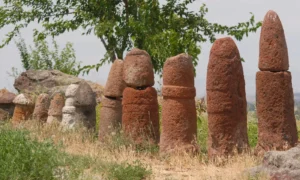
[12,105,34,124]
[122,87,159,144]
[0,108,10,121]
[249,145,300,180]
[259,10,289,71]
[98,97,122,141]
[0,89,16,117]
[123,48,154,88]
[47,93,65,123]
[0,89,16,104]
[61,82,96,129]
[160,54,198,154]
[104,59,126,97]
[14,69,104,103]
[206,37,249,158]
[48,93,65,116]
[13,94,35,105]
[33,93,50,122]
[256,71,297,153]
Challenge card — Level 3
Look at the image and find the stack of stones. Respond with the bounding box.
[99,59,125,141]
[32,93,50,122]
[122,48,160,144]
[12,94,35,124]
[256,10,298,154]
[62,81,96,129]
[47,93,65,124]
[206,37,249,158]
[160,54,198,154]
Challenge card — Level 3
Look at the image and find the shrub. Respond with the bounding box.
[105,160,152,180]
[0,126,66,179]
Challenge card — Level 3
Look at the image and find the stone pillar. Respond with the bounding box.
[122,48,159,144]
[256,10,298,154]
[12,94,35,124]
[47,93,65,124]
[160,54,198,154]
[61,81,96,129]
[33,93,50,122]
[99,60,125,141]
[206,37,249,158]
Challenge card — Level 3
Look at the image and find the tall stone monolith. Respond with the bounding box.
[99,59,125,141]
[256,10,297,154]
[122,48,159,144]
[160,54,198,154]
[33,93,50,122]
[206,37,249,158]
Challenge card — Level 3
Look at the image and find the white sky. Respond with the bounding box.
[1,0,299,99]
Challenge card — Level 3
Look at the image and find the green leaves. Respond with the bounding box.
[0,0,262,74]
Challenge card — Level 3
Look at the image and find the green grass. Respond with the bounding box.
[0,126,68,180]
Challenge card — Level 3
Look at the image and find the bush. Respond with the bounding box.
[106,160,152,180]
[0,127,66,179]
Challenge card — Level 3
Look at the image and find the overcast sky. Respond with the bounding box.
[0,0,299,99]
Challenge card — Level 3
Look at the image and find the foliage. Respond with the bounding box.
[105,160,152,180]
[0,126,67,179]
[15,34,82,76]
[248,121,258,148]
[0,0,262,74]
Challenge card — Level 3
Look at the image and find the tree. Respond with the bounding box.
[0,0,261,74]
[15,34,82,76]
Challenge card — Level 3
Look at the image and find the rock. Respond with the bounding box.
[32,93,50,122]
[61,81,96,129]
[123,48,154,88]
[259,10,289,71]
[0,89,16,117]
[14,69,103,103]
[256,71,297,153]
[98,97,122,141]
[160,53,198,154]
[104,59,126,97]
[0,108,10,121]
[12,94,35,124]
[249,145,300,180]
[206,37,249,158]
[47,93,65,123]
[122,87,159,144]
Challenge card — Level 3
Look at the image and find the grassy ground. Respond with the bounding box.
[0,111,278,180]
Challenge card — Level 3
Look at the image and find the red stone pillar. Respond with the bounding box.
[99,59,125,141]
[256,10,298,154]
[122,48,159,144]
[160,54,198,154]
[33,93,50,122]
[206,37,249,158]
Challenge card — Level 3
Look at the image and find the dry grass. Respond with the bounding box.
[8,119,269,180]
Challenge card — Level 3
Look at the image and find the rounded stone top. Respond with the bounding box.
[0,89,16,104]
[210,37,240,59]
[259,10,288,71]
[65,84,79,97]
[163,53,194,87]
[104,59,126,97]
[126,48,150,57]
[123,48,154,88]
[13,94,34,105]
